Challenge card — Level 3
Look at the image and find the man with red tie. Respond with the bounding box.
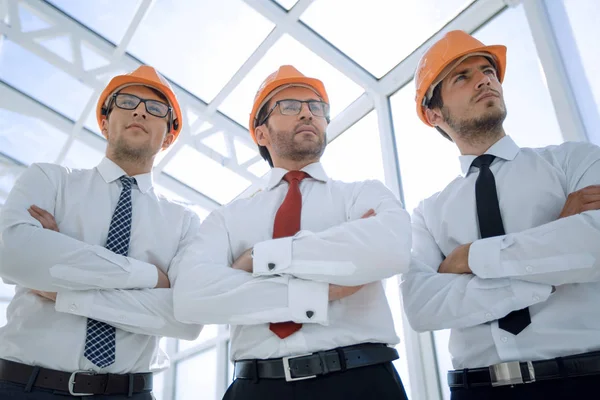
[172,65,412,399]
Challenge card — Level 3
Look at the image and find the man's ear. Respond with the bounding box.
[255,124,270,147]
[101,118,109,140]
[425,107,444,127]
[161,133,176,150]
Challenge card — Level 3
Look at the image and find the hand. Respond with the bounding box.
[28,205,59,232]
[361,209,376,218]
[232,248,253,273]
[155,267,171,288]
[329,284,364,301]
[31,290,57,302]
[438,243,473,274]
[558,185,600,219]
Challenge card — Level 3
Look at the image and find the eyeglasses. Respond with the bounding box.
[109,93,172,118]
[258,99,330,126]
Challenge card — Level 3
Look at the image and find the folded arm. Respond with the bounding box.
[401,204,552,332]
[0,164,157,292]
[53,210,204,339]
[252,180,412,286]
[173,211,329,326]
[469,144,600,285]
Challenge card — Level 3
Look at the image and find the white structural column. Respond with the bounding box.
[521,0,588,143]
[542,0,600,145]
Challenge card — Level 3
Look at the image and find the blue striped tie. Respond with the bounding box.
[84,176,135,368]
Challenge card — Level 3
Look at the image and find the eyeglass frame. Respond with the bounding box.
[257,99,331,127]
[105,92,175,132]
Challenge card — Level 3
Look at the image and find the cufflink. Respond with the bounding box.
[268,263,276,271]
[306,311,314,319]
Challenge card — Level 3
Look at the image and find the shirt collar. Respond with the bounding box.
[95,157,154,193]
[459,135,520,177]
[265,162,329,191]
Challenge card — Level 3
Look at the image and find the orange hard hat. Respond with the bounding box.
[96,65,183,139]
[414,30,507,126]
[248,65,329,144]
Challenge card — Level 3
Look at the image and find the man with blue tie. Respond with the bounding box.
[0,66,202,398]
[401,30,600,399]
[172,65,412,399]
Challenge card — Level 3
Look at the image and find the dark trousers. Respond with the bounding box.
[0,379,153,400]
[450,374,600,400]
[223,362,407,400]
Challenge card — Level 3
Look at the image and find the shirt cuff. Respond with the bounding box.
[253,237,293,276]
[509,279,553,309]
[55,290,94,317]
[288,278,328,324]
[126,260,159,289]
[469,236,504,278]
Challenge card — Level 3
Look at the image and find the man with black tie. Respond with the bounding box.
[401,30,600,399]
[173,65,411,399]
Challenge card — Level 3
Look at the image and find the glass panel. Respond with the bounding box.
[0,301,8,328]
[391,5,565,400]
[84,108,103,136]
[128,0,274,102]
[0,280,15,298]
[274,0,298,10]
[36,35,73,63]
[558,0,600,140]
[301,0,474,78]
[219,34,364,127]
[0,110,68,165]
[385,277,411,397]
[163,145,251,204]
[0,40,94,121]
[63,137,105,169]
[152,370,165,400]
[46,0,142,45]
[178,325,219,353]
[175,348,218,400]
[247,159,270,178]
[18,3,52,32]
[80,41,111,71]
[321,110,385,182]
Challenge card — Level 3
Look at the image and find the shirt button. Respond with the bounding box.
[118,315,126,321]
[525,266,533,273]
[268,263,276,271]
[485,313,492,318]
[533,295,540,301]
[501,336,508,343]
[69,304,78,312]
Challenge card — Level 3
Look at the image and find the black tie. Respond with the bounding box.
[472,154,531,335]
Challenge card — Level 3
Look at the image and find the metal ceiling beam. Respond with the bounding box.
[244,0,379,95]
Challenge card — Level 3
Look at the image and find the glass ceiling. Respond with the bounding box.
[0,0,480,213]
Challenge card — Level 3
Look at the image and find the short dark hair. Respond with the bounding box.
[255,100,274,168]
[426,82,452,141]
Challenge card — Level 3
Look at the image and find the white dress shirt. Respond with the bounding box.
[0,158,202,374]
[401,135,600,369]
[172,162,412,360]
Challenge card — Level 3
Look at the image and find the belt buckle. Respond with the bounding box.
[68,370,95,396]
[282,353,317,382]
[489,361,535,387]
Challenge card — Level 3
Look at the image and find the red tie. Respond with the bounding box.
[269,171,308,339]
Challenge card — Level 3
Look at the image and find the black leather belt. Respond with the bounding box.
[0,359,153,396]
[234,343,398,382]
[448,350,600,388]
